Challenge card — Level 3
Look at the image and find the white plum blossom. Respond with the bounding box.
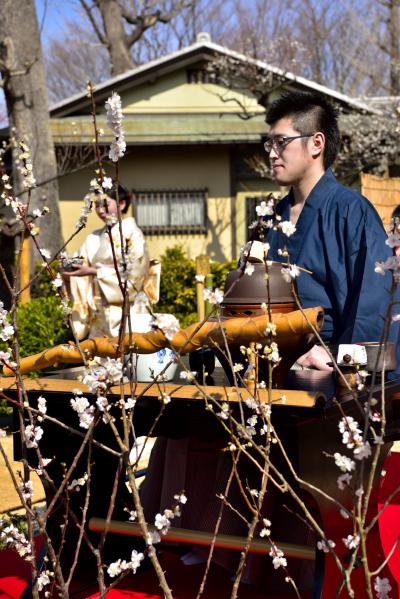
[37,571,51,591]
[269,546,287,569]
[278,220,296,237]
[70,395,90,413]
[203,287,224,304]
[317,539,336,553]
[37,396,47,422]
[83,357,123,393]
[131,550,144,573]
[68,473,88,491]
[147,530,161,545]
[0,522,32,558]
[374,256,400,282]
[70,394,95,429]
[338,416,362,449]
[195,274,205,283]
[78,409,96,429]
[40,248,51,260]
[124,397,136,410]
[337,473,353,490]
[107,558,130,578]
[151,313,180,341]
[179,371,196,381]
[386,232,400,249]
[105,92,126,162]
[155,512,171,533]
[264,322,277,336]
[101,176,113,190]
[76,194,93,230]
[217,402,230,420]
[0,350,11,363]
[353,441,371,461]
[256,199,274,216]
[281,264,300,283]
[159,392,171,405]
[129,510,137,521]
[374,576,392,599]
[174,492,187,504]
[0,323,14,342]
[263,342,280,363]
[342,534,360,550]
[0,302,14,342]
[107,549,144,578]
[355,486,364,498]
[19,480,34,502]
[334,452,356,473]
[374,261,386,275]
[51,274,63,290]
[96,396,110,412]
[247,414,258,428]
[245,262,255,276]
[259,518,272,537]
[25,424,43,448]
[19,141,36,190]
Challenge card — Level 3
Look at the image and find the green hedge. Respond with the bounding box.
[0,294,71,416]
[16,295,71,357]
[157,245,236,327]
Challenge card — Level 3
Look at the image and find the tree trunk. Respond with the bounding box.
[389,0,400,94]
[98,0,134,76]
[0,0,62,263]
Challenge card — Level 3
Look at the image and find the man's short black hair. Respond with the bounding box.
[266,91,341,169]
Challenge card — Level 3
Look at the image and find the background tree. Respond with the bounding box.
[0,0,62,259]
[43,0,400,104]
[79,0,192,76]
[45,0,230,103]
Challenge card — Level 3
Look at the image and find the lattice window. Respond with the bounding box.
[133,189,208,235]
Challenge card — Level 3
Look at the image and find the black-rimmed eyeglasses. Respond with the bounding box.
[264,134,313,154]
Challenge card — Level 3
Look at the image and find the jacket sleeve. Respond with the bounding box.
[338,204,392,344]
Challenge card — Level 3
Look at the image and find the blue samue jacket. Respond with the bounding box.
[266,169,395,348]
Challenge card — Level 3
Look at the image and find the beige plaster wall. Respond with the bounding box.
[101,70,264,115]
[58,146,233,260]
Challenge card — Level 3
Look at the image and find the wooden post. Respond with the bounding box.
[195,255,210,321]
[20,235,30,304]
[204,272,214,316]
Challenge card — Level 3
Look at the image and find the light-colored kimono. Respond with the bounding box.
[69,217,150,340]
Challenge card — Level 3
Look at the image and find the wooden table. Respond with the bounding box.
[2,370,399,597]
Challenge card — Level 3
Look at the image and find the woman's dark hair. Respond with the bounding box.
[266,91,341,169]
[392,205,400,220]
[107,183,132,213]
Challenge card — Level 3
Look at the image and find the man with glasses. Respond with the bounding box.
[264,91,394,370]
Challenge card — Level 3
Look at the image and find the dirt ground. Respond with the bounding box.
[0,433,45,514]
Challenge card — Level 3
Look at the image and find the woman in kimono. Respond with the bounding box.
[61,183,152,340]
